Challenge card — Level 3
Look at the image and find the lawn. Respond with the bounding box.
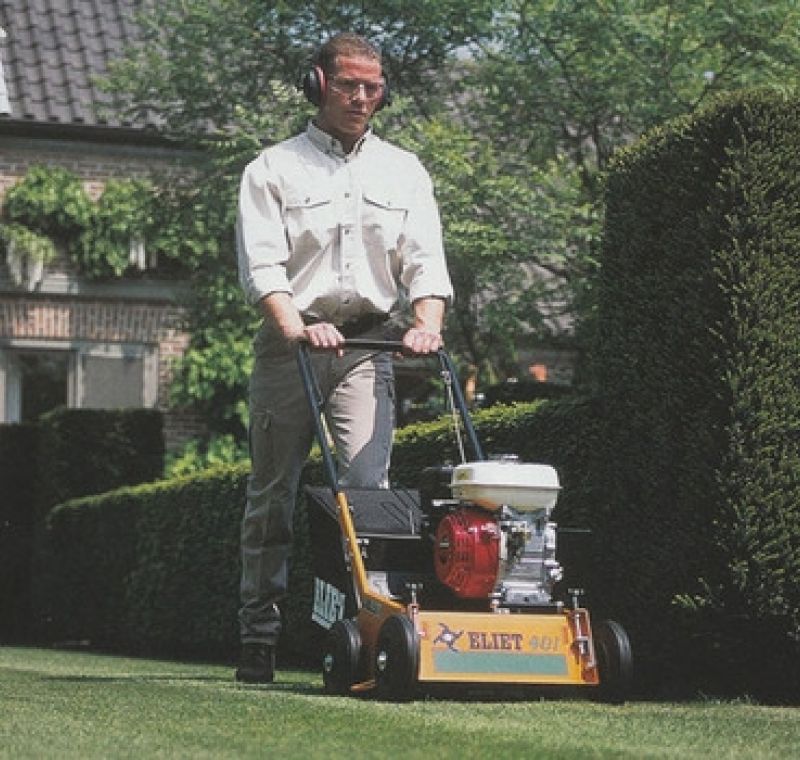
[1,646,797,759]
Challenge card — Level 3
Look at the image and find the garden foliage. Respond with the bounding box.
[0,409,164,642]
[0,423,38,641]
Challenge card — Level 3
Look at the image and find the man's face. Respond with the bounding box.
[315,54,384,149]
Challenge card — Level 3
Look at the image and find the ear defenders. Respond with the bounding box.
[301,65,391,111]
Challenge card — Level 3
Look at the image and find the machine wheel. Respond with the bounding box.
[322,619,362,695]
[374,615,419,701]
[594,619,634,704]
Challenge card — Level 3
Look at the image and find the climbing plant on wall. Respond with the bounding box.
[73,178,154,278]
[0,165,189,283]
[0,222,57,289]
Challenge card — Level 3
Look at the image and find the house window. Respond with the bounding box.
[80,347,147,409]
[15,351,70,422]
[0,341,158,423]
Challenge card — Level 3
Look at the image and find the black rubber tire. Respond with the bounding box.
[321,619,362,695]
[594,619,634,704]
[374,615,419,702]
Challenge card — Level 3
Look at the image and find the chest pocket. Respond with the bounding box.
[283,190,336,251]
[362,186,408,251]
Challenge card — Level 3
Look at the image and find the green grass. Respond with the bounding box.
[1,646,798,759]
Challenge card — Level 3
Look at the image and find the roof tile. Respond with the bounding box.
[0,0,159,131]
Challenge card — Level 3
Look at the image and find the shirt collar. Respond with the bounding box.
[307,120,371,159]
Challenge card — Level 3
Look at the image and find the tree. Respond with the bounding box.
[471,0,800,190]
[385,110,596,379]
[458,0,800,378]
[106,0,495,138]
[104,0,800,447]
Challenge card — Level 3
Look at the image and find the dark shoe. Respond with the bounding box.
[235,643,275,684]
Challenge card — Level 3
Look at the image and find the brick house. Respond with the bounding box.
[0,0,203,449]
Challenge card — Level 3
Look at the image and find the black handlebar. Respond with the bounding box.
[302,338,418,356]
[337,338,407,353]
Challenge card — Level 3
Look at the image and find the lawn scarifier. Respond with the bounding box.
[299,339,633,702]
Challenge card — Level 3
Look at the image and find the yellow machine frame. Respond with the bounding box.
[335,489,599,691]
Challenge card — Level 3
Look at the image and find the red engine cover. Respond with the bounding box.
[434,508,500,598]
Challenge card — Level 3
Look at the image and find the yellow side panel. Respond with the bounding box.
[416,610,598,686]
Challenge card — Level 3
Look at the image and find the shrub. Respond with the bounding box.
[35,408,164,520]
[594,89,800,699]
[0,423,38,641]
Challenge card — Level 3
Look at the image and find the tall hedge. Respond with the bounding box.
[0,423,38,641]
[593,89,800,698]
[1,409,165,643]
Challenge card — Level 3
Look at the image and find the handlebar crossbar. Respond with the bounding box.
[301,338,420,356]
[337,338,407,353]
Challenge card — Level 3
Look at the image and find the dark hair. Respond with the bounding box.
[313,32,381,77]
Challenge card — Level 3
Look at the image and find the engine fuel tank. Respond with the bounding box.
[450,460,560,511]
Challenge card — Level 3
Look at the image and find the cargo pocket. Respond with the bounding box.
[283,189,336,252]
[362,187,408,253]
[248,405,275,489]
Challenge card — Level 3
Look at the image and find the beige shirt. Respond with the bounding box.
[236,122,453,325]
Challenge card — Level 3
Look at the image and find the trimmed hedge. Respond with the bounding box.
[392,396,602,542]
[594,89,800,699]
[0,423,38,641]
[42,467,250,659]
[39,398,600,664]
[0,408,165,642]
[35,407,164,520]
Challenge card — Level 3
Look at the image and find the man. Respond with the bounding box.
[234,32,453,683]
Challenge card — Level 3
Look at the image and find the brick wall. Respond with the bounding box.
[0,134,190,201]
[1,296,184,395]
[0,133,205,450]
[0,295,205,449]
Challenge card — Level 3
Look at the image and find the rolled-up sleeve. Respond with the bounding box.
[236,154,292,306]
[399,159,454,305]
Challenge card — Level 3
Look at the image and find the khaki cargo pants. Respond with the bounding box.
[238,323,394,645]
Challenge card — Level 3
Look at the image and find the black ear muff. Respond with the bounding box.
[302,65,326,107]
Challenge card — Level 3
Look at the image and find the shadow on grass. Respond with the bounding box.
[43,674,230,683]
[41,672,324,695]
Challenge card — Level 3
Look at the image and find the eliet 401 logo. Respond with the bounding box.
[432,622,561,654]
